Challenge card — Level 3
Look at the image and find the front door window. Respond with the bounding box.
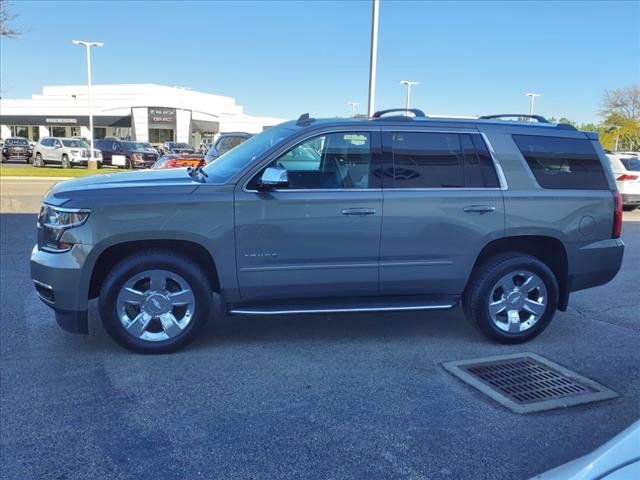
[266,132,372,189]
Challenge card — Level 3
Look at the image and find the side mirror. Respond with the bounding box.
[258,167,288,190]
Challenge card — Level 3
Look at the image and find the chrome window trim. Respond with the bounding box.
[480,132,509,190]
[241,127,382,193]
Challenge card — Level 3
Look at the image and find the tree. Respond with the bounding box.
[0,0,20,38]
[599,85,640,121]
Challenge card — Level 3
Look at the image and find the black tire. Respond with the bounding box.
[61,154,70,169]
[623,205,637,212]
[125,157,133,169]
[34,153,44,167]
[26,156,32,164]
[462,253,558,344]
[98,250,212,353]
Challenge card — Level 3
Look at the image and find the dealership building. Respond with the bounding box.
[0,84,284,146]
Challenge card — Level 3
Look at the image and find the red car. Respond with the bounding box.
[152,154,204,169]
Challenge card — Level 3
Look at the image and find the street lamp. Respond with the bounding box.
[347,102,359,117]
[400,80,419,115]
[525,92,541,116]
[73,40,104,169]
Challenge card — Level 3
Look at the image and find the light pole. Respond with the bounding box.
[400,80,419,115]
[347,102,359,117]
[525,92,541,116]
[73,40,104,170]
[367,0,379,117]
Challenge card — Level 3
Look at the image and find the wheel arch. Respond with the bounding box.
[88,239,220,300]
[466,235,569,311]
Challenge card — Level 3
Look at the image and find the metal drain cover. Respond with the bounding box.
[443,353,618,413]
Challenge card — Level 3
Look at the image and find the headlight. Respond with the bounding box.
[70,149,80,156]
[37,205,90,252]
[132,153,144,161]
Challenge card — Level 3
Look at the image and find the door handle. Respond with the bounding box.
[463,205,496,214]
[342,208,376,216]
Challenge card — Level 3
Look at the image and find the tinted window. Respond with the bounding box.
[388,132,463,188]
[258,132,372,190]
[513,135,609,190]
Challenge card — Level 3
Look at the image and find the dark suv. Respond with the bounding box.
[31,109,624,353]
[2,137,33,163]
[94,139,158,168]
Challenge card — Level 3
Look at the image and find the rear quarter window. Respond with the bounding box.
[620,158,640,171]
[512,134,609,190]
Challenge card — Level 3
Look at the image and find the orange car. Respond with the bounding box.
[152,154,204,169]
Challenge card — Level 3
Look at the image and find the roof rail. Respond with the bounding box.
[372,108,426,119]
[296,113,315,126]
[479,114,550,124]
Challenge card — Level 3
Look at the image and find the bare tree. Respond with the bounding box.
[600,85,640,120]
[0,0,20,38]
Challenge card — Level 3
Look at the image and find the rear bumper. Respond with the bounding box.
[621,192,640,206]
[568,238,624,292]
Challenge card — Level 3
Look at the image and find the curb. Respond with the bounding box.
[0,176,72,180]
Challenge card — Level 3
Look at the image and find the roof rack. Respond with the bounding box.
[372,108,426,119]
[479,114,550,124]
[296,113,315,126]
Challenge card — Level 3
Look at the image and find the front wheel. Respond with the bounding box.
[34,153,44,167]
[99,250,212,353]
[463,253,558,344]
[61,154,70,169]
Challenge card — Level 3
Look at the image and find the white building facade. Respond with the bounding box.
[0,84,283,146]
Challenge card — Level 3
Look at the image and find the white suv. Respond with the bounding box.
[607,152,640,210]
[33,137,103,168]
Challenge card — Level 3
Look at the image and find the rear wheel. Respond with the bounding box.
[463,253,558,344]
[61,154,70,169]
[99,250,212,353]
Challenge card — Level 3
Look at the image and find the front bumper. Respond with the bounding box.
[30,244,91,334]
[2,152,33,160]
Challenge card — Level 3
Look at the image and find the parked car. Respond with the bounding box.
[163,142,195,154]
[204,132,252,163]
[33,137,102,168]
[31,109,624,353]
[152,154,204,169]
[606,152,640,211]
[139,142,159,155]
[1,137,33,163]
[94,139,158,169]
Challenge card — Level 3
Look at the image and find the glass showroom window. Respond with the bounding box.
[10,126,29,138]
[149,128,174,144]
[51,126,67,137]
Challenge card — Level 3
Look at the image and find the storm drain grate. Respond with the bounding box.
[443,353,618,414]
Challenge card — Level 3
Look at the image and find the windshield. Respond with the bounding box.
[175,143,192,149]
[61,139,87,148]
[123,141,146,151]
[202,125,295,183]
[6,138,29,146]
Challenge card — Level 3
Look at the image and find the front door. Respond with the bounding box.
[379,129,505,295]
[234,130,382,301]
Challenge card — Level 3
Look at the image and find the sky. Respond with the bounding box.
[1,0,639,124]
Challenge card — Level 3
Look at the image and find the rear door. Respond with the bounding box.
[379,128,505,295]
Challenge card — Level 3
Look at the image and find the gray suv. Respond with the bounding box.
[31,109,625,353]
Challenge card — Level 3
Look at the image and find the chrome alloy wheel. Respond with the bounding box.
[487,270,547,333]
[116,269,196,342]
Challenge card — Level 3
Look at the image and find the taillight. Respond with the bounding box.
[166,159,178,168]
[613,190,623,239]
[617,174,638,181]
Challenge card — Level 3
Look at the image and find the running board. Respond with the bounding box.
[228,295,459,316]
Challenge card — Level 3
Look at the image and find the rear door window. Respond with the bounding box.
[512,134,609,190]
[384,132,499,188]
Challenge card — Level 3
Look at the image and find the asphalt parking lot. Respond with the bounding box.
[1,178,639,480]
